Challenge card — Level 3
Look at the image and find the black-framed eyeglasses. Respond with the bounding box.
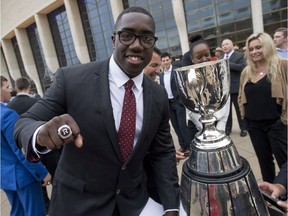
[116,31,158,48]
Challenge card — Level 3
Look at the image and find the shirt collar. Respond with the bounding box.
[226,50,234,58]
[17,93,31,97]
[164,65,172,73]
[276,47,288,52]
[109,55,143,90]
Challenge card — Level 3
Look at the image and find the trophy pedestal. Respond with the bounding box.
[181,136,270,216]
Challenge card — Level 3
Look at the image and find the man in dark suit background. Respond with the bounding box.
[14,7,180,216]
[221,38,247,137]
[160,52,191,156]
[8,77,60,213]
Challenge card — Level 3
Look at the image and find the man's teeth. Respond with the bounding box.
[129,56,142,61]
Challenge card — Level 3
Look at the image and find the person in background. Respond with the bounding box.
[211,47,224,60]
[160,52,191,157]
[143,48,186,161]
[14,7,180,216]
[8,77,61,213]
[185,34,230,134]
[258,163,287,215]
[0,75,51,216]
[238,32,287,183]
[221,38,247,137]
[143,46,162,83]
[273,27,288,59]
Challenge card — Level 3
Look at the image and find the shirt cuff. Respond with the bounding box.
[32,125,51,158]
[164,209,179,213]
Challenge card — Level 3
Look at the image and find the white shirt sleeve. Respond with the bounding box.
[32,125,51,158]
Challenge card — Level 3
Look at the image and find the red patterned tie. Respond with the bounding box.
[118,80,136,161]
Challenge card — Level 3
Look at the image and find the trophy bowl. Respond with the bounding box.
[174,59,230,119]
[174,59,269,216]
[174,59,231,150]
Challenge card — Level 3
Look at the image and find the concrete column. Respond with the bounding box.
[171,0,189,54]
[35,13,59,73]
[109,0,124,23]
[14,28,43,95]
[1,39,22,81]
[64,0,90,63]
[250,0,264,33]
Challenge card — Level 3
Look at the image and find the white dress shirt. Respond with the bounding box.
[163,65,174,99]
[109,56,144,147]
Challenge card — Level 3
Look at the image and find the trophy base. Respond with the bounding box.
[181,158,270,216]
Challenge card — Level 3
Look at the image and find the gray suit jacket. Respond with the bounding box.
[14,58,180,216]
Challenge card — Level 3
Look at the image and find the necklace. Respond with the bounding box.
[255,71,265,76]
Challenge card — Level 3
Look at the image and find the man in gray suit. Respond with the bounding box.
[14,7,180,216]
[222,38,247,137]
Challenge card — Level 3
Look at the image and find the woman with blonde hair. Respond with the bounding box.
[238,32,287,183]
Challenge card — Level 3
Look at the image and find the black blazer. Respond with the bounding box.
[8,95,38,115]
[274,163,287,192]
[159,65,181,100]
[14,59,180,216]
[222,51,246,94]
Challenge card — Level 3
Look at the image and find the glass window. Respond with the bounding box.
[26,23,53,92]
[235,18,252,30]
[201,17,216,28]
[233,0,249,9]
[218,12,234,25]
[263,11,281,24]
[220,23,234,35]
[125,0,181,56]
[47,5,80,67]
[216,1,233,14]
[203,27,217,38]
[11,37,29,78]
[234,6,251,19]
[78,0,114,61]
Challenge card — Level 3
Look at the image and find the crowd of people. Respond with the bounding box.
[1,6,287,216]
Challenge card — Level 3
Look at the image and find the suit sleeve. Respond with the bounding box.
[229,53,246,72]
[14,68,67,162]
[3,109,48,181]
[146,88,180,210]
[274,163,287,191]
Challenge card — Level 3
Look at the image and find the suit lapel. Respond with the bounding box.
[93,60,122,161]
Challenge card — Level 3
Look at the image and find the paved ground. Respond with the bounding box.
[1,110,279,215]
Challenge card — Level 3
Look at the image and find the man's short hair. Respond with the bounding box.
[114,7,154,32]
[160,52,171,59]
[153,46,161,56]
[275,27,287,38]
[1,76,8,87]
[15,77,31,91]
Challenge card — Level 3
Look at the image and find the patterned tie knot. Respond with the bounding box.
[125,79,134,91]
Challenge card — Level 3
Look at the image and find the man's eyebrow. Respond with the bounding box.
[120,28,154,35]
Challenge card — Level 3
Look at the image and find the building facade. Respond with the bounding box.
[1,0,287,94]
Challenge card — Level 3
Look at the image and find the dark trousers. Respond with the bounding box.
[41,149,61,211]
[169,99,190,149]
[188,120,198,141]
[247,119,287,183]
[226,93,247,132]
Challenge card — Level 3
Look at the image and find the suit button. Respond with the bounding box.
[121,165,126,170]
[116,189,121,195]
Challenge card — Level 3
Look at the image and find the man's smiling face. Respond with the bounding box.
[112,12,155,78]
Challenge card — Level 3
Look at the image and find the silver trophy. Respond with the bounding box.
[174,59,269,215]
